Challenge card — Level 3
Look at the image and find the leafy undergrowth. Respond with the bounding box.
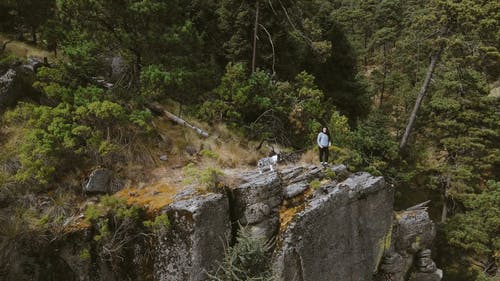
[209,227,275,281]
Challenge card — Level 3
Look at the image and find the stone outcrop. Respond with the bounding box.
[83,169,113,193]
[155,192,231,281]
[152,163,394,281]
[0,69,21,109]
[4,163,444,281]
[376,206,442,281]
[0,58,42,111]
[274,172,394,281]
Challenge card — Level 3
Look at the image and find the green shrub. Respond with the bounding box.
[143,214,170,233]
[83,195,144,264]
[310,179,321,190]
[200,149,219,160]
[0,53,20,66]
[183,163,224,190]
[325,169,336,180]
[209,227,274,281]
[84,204,102,223]
[79,248,91,260]
[200,168,224,190]
[3,60,154,186]
[198,63,325,147]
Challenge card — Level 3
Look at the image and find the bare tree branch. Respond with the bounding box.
[259,23,276,76]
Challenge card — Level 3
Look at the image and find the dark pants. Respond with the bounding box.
[319,147,329,163]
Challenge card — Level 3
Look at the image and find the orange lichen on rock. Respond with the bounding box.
[115,183,180,213]
[279,184,317,233]
[279,205,304,232]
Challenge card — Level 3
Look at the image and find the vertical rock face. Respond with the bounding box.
[230,171,282,240]
[274,172,394,281]
[155,192,231,281]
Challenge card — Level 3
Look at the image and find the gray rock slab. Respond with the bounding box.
[83,169,113,193]
[329,164,349,179]
[274,172,393,281]
[393,209,436,254]
[280,166,305,182]
[288,165,324,184]
[231,171,282,240]
[155,192,231,281]
[284,181,309,199]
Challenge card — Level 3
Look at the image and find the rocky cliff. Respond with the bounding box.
[3,164,442,281]
[274,171,393,281]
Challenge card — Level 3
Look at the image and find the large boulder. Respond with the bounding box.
[0,69,20,109]
[83,169,113,194]
[155,192,231,281]
[274,172,394,281]
[0,59,41,111]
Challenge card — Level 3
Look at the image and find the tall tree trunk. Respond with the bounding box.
[441,174,451,223]
[363,30,368,70]
[441,193,448,223]
[380,43,387,107]
[31,26,37,44]
[399,47,443,152]
[251,0,260,73]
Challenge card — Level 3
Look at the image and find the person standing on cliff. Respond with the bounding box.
[317,127,331,165]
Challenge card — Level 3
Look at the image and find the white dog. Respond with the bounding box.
[257,154,279,174]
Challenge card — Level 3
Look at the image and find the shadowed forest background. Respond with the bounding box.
[0,0,498,280]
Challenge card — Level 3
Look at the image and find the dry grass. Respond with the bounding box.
[300,148,318,164]
[0,34,54,60]
[279,205,304,231]
[115,183,179,214]
[152,116,266,169]
[107,113,274,212]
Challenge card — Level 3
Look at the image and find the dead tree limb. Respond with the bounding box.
[147,102,209,138]
[406,200,431,211]
[399,46,443,152]
[259,23,276,76]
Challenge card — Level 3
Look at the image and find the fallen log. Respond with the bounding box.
[147,102,209,138]
[406,200,431,211]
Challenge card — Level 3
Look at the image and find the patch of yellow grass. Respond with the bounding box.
[115,183,180,214]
